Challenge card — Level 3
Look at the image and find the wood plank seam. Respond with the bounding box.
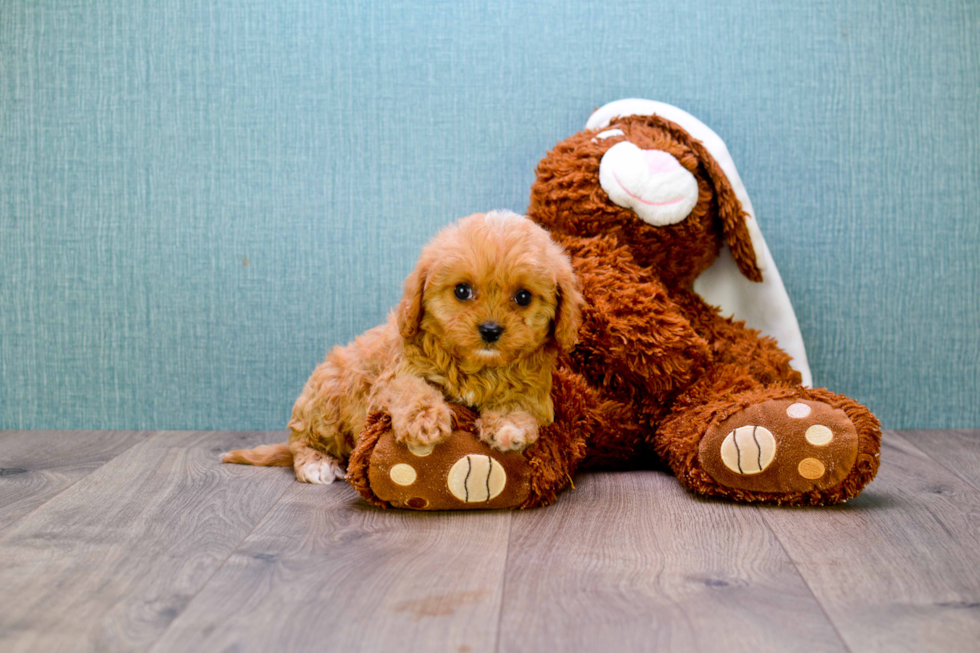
[493,512,514,653]
[754,505,856,653]
[0,430,298,652]
[0,430,146,532]
[144,482,514,652]
[756,430,980,652]
[895,430,980,495]
[144,480,293,653]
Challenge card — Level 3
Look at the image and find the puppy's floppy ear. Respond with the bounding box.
[549,246,583,352]
[397,261,427,339]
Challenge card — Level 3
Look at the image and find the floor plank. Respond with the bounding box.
[497,470,848,653]
[759,430,980,653]
[2,429,976,652]
[149,484,512,653]
[899,429,980,491]
[0,430,294,653]
[0,430,145,530]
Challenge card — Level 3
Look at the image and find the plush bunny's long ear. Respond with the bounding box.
[586,99,812,386]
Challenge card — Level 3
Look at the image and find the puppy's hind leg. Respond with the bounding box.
[287,349,364,484]
[290,441,346,484]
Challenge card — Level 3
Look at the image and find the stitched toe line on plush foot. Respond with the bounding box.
[698,399,858,493]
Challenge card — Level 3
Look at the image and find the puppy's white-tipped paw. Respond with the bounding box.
[294,456,345,484]
[477,410,540,452]
[491,424,528,451]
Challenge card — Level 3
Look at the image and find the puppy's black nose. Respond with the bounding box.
[479,322,504,343]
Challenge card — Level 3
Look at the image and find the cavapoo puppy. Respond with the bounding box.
[222,210,583,484]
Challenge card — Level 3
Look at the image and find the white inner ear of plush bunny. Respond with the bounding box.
[592,128,624,141]
[598,141,699,226]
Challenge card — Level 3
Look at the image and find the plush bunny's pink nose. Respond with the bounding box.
[644,149,682,175]
[598,141,699,226]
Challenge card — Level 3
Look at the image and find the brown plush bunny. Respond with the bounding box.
[350,100,881,508]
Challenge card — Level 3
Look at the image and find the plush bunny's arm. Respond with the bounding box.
[558,234,711,396]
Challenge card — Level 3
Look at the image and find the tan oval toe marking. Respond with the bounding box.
[407,443,435,457]
[805,424,834,446]
[719,426,776,475]
[390,463,417,486]
[786,402,812,418]
[798,458,826,479]
[448,455,506,502]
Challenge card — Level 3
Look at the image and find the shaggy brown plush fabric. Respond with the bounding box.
[521,112,881,505]
[351,110,882,508]
[346,411,390,508]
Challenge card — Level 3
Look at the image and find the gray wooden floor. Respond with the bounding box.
[1,429,978,653]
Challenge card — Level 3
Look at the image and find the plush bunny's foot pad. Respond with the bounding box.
[699,399,859,494]
[364,428,532,510]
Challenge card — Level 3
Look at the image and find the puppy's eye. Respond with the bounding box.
[514,289,532,306]
[454,283,473,301]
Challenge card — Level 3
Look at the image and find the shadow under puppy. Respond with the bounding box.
[223,210,583,484]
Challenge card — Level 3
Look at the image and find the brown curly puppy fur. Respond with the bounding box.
[222,210,583,484]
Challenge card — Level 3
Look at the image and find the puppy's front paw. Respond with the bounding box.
[477,410,540,452]
[394,399,453,447]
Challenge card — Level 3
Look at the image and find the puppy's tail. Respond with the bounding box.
[221,442,293,467]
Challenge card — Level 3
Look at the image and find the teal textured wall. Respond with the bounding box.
[1,0,978,430]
